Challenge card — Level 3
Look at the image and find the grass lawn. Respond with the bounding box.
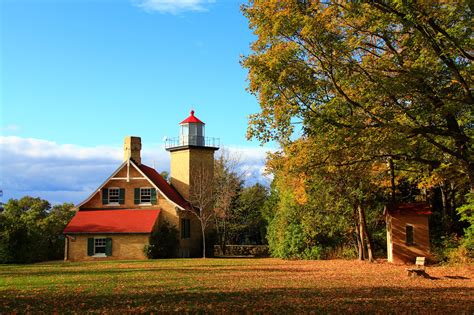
[0,258,473,313]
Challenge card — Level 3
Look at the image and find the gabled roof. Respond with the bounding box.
[180,110,204,124]
[137,164,190,210]
[386,202,432,216]
[63,209,160,234]
[76,160,189,210]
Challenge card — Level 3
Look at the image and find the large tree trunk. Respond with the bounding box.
[357,205,367,260]
[440,184,449,233]
[353,206,364,260]
[355,224,364,261]
[358,204,374,262]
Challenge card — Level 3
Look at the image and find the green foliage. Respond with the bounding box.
[457,192,474,253]
[242,0,473,261]
[229,184,268,245]
[213,151,269,247]
[0,197,75,264]
[432,234,462,263]
[264,174,356,260]
[145,220,179,259]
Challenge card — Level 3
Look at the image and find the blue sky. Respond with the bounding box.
[0,0,274,204]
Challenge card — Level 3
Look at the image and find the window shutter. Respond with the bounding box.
[134,188,140,204]
[87,238,94,256]
[105,238,112,256]
[151,188,157,205]
[181,219,190,239]
[119,188,125,204]
[181,219,185,239]
[102,188,109,205]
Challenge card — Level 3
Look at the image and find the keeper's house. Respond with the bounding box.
[63,111,218,261]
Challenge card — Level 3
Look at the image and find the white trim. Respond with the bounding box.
[110,177,146,180]
[129,160,186,210]
[75,161,128,208]
[127,159,130,182]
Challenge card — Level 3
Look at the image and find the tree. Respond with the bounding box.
[182,163,216,258]
[212,149,245,252]
[0,197,75,263]
[232,183,268,245]
[160,171,170,182]
[242,0,473,190]
[263,138,384,261]
[145,220,179,258]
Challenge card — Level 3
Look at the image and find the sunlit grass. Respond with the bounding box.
[1,258,473,313]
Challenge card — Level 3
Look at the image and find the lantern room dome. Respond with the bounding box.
[180,110,204,125]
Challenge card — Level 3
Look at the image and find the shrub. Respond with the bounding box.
[145,221,179,259]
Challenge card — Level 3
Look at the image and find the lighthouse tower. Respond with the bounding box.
[165,110,219,201]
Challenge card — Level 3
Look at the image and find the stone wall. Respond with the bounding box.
[213,245,269,257]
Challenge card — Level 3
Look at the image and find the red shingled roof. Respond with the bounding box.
[180,110,204,124]
[63,209,160,234]
[138,163,190,209]
[386,202,432,216]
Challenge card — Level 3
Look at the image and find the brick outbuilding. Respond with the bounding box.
[385,203,432,264]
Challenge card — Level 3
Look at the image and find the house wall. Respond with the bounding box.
[157,198,202,257]
[388,214,430,264]
[66,234,149,261]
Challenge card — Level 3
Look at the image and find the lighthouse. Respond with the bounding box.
[165,110,219,200]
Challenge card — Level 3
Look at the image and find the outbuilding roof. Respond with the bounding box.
[386,202,432,216]
[180,110,205,124]
[63,209,160,234]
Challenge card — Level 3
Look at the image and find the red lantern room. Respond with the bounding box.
[180,110,205,146]
[165,110,219,150]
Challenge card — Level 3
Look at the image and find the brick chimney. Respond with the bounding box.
[123,136,141,165]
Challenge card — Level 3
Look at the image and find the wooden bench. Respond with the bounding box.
[407,257,426,277]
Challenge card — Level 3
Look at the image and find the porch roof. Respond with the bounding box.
[63,209,160,234]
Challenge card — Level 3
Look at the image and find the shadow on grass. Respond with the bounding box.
[1,286,473,313]
[0,266,316,278]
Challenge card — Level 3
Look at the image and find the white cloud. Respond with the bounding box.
[133,0,215,14]
[0,136,273,205]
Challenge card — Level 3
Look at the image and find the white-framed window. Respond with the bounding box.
[94,238,106,254]
[108,188,120,204]
[140,188,152,204]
